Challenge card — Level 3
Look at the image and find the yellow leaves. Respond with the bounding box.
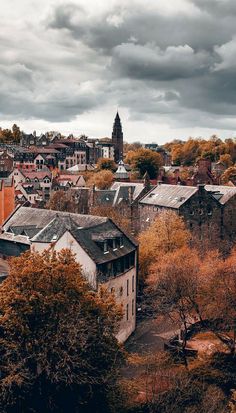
[138,210,190,280]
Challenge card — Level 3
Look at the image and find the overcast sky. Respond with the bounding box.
[1,0,236,143]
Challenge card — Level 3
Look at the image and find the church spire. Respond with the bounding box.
[112,112,123,163]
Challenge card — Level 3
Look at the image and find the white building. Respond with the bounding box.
[3,207,138,342]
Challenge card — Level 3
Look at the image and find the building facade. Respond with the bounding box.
[2,207,138,342]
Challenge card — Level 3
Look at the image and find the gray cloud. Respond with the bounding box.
[1,0,236,140]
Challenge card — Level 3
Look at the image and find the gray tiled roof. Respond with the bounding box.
[70,220,136,264]
[31,214,136,264]
[111,182,145,201]
[139,184,198,208]
[3,206,107,235]
[205,185,236,205]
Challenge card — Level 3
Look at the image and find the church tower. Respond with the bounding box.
[112,112,123,163]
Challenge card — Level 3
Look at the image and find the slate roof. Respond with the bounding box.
[70,220,136,264]
[94,190,116,205]
[0,234,30,257]
[30,215,135,264]
[139,184,198,209]
[3,207,107,236]
[3,206,137,264]
[111,182,145,201]
[205,185,236,205]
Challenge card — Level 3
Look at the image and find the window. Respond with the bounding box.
[119,236,124,248]
[127,279,129,296]
[132,299,135,316]
[126,304,129,321]
[104,241,108,254]
[207,207,212,216]
[112,239,117,250]
[132,275,135,292]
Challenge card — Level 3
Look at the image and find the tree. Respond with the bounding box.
[125,148,162,179]
[87,170,114,190]
[90,205,132,233]
[138,210,190,282]
[203,249,236,355]
[219,154,233,168]
[12,124,21,144]
[221,165,236,184]
[46,190,77,212]
[0,249,123,413]
[97,158,116,172]
[146,247,201,366]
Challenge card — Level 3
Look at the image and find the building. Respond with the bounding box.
[115,160,129,181]
[96,139,115,160]
[139,183,236,248]
[2,207,138,342]
[0,150,13,177]
[90,176,151,234]
[0,178,15,226]
[112,112,123,163]
[11,168,52,204]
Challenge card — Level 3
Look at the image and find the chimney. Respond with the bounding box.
[198,184,205,193]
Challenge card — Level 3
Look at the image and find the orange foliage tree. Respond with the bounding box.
[87,170,114,190]
[147,247,201,366]
[90,205,132,233]
[46,189,77,212]
[0,249,123,413]
[138,210,190,283]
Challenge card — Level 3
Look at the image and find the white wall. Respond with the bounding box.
[54,231,97,289]
[101,265,136,343]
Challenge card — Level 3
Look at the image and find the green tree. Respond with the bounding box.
[125,148,162,179]
[0,249,123,413]
[97,158,116,171]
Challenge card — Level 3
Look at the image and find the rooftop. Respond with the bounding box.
[139,184,198,208]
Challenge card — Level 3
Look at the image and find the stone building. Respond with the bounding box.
[2,207,138,342]
[112,112,123,163]
[0,150,13,177]
[139,183,236,248]
[89,176,151,234]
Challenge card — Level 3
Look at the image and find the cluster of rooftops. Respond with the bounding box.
[1,207,137,265]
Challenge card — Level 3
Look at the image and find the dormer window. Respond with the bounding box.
[119,236,124,248]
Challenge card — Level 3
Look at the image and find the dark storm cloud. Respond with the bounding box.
[2,0,236,134]
[110,43,212,81]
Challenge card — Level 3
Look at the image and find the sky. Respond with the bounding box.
[1,0,236,143]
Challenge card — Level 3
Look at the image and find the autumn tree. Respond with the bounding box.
[87,170,114,190]
[46,189,77,212]
[146,247,201,366]
[12,124,21,143]
[97,158,116,171]
[0,249,124,413]
[219,153,233,168]
[90,205,132,233]
[125,148,162,179]
[138,210,190,282]
[203,248,236,355]
[221,165,236,184]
